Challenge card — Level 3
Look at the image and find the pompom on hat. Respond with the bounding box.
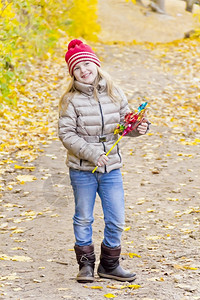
[65,39,101,76]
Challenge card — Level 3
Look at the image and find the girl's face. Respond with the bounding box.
[73,61,98,84]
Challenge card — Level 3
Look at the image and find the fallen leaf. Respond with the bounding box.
[14,165,35,171]
[84,285,103,290]
[146,235,162,240]
[183,266,198,270]
[0,254,32,262]
[124,226,131,231]
[0,273,20,281]
[16,175,37,183]
[13,288,23,291]
[127,284,141,289]
[128,253,141,258]
[11,228,24,234]
[14,239,26,243]
[104,294,116,298]
[33,279,42,283]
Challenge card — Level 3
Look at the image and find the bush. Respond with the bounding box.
[0,0,100,105]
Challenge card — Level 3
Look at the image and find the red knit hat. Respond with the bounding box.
[65,39,101,76]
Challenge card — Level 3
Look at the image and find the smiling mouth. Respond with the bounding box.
[81,72,91,79]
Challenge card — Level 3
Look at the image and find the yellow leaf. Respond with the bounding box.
[173,264,185,270]
[51,214,60,217]
[16,175,37,182]
[11,247,24,250]
[0,273,19,281]
[9,226,17,230]
[11,255,32,262]
[127,284,141,289]
[166,197,179,202]
[7,185,13,190]
[11,229,24,234]
[129,253,141,258]
[159,277,164,281]
[24,211,36,217]
[147,209,155,213]
[107,284,123,289]
[146,235,162,240]
[124,226,131,231]
[14,239,26,243]
[183,266,198,270]
[0,254,32,262]
[3,203,18,208]
[180,141,197,146]
[84,285,103,289]
[174,264,198,271]
[104,294,116,298]
[14,165,35,171]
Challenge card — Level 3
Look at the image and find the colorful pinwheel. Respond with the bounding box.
[92,102,148,173]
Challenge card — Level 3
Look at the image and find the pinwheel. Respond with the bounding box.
[92,102,148,173]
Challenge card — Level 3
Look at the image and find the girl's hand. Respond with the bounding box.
[97,154,109,167]
[137,120,148,135]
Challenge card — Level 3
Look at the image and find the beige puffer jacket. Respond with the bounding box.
[58,79,142,173]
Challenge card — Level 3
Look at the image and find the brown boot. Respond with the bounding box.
[74,244,95,283]
[97,243,136,282]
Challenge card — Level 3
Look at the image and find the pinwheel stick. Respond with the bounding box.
[92,135,123,173]
[92,115,145,173]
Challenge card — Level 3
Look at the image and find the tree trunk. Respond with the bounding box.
[150,0,165,14]
[185,0,195,12]
[136,0,146,6]
[155,0,165,11]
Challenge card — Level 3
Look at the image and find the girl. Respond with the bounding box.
[58,39,149,283]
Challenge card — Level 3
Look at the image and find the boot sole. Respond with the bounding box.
[97,272,136,282]
[77,277,94,283]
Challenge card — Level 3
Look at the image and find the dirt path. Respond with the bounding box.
[1,1,200,300]
[98,0,199,43]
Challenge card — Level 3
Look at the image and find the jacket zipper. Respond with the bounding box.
[98,101,104,136]
[98,101,107,172]
[117,143,121,163]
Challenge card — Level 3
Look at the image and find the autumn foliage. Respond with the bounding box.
[0,0,200,187]
[0,0,99,105]
[0,2,200,298]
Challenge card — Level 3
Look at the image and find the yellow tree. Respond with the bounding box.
[68,0,100,41]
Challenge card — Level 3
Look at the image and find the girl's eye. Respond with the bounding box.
[85,62,89,65]
[74,67,79,71]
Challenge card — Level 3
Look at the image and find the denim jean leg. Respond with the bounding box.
[69,169,98,246]
[97,169,125,248]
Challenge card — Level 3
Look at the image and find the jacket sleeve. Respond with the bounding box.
[58,102,105,165]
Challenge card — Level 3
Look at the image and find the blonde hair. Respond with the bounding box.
[59,67,121,115]
[59,76,76,114]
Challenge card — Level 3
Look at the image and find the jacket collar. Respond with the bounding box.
[74,78,107,96]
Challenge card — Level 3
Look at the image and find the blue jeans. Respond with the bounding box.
[69,168,125,248]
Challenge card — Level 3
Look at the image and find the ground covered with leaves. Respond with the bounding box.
[1,1,200,300]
